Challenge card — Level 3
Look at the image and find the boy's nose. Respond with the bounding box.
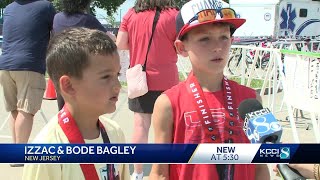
[113,80,121,93]
[210,40,223,52]
[212,46,222,52]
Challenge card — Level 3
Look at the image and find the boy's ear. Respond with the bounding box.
[59,75,76,97]
[174,40,189,57]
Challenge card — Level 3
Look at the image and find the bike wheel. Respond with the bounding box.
[227,54,241,75]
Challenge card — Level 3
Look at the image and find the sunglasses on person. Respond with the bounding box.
[187,8,237,24]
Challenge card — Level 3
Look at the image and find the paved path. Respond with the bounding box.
[0,85,318,180]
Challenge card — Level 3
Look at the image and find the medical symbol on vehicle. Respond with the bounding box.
[280,3,297,35]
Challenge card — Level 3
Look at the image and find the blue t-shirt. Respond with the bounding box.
[0,0,55,74]
[53,12,106,34]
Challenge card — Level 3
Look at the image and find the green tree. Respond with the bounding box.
[92,0,125,16]
[1,0,12,22]
[50,0,62,12]
[0,0,13,9]
[49,0,126,15]
[1,0,198,16]
[0,0,126,15]
[106,15,117,27]
[176,0,189,8]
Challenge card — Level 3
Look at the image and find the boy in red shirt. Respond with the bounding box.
[150,0,270,179]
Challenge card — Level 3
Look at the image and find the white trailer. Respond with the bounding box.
[230,0,320,38]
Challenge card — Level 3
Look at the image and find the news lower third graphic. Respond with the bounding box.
[258,147,290,159]
[0,144,318,164]
[24,145,137,162]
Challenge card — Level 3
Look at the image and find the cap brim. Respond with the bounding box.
[178,18,246,39]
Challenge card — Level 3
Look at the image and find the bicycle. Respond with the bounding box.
[227,43,270,76]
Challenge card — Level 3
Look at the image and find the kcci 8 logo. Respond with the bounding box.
[246,113,282,143]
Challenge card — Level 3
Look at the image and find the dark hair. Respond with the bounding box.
[46,27,117,91]
[133,0,179,13]
[61,0,91,14]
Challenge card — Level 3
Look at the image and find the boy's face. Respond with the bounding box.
[71,53,121,115]
[175,23,232,75]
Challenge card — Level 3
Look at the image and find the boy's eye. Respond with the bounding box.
[102,72,121,79]
[199,37,210,42]
[221,35,230,40]
[102,75,110,79]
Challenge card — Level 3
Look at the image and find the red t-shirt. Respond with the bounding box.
[165,80,257,180]
[119,8,179,91]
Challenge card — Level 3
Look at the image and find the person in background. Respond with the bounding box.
[149,0,270,179]
[274,163,320,179]
[53,0,116,110]
[116,0,179,179]
[0,0,55,168]
[23,27,129,180]
[288,164,320,179]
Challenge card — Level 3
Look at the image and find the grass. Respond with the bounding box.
[178,72,265,89]
[229,77,265,89]
[120,81,127,87]
[179,72,189,81]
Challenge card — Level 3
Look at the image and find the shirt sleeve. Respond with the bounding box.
[119,8,133,32]
[23,164,62,180]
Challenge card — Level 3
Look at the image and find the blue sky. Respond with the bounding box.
[95,0,135,24]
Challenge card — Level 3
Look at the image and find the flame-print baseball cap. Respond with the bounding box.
[176,0,246,39]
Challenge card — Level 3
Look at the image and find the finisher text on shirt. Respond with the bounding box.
[223,76,234,111]
[189,83,211,124]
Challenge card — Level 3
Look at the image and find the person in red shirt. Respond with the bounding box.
[149,0,270,179]
[116,1,179,179]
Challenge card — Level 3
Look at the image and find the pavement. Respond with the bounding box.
[0,82,318,180]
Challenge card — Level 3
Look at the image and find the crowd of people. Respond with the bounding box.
[0,0,318,180]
